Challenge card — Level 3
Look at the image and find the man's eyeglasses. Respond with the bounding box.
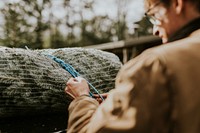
[145,2,162,25]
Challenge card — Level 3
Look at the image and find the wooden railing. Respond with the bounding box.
[84,35,162,63]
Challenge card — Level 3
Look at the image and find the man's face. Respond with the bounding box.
[145,0,179,43]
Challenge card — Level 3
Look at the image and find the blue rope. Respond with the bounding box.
[47,55,104,101]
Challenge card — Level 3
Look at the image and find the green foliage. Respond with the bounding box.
[0,0,153,49]
[134,17,153,37]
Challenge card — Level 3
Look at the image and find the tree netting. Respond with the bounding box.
[0,47,122,118]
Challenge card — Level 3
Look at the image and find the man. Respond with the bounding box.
[65,0,200,132]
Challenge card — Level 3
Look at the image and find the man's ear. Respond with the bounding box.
[174,0,184,14]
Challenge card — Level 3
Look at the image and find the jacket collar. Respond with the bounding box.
[168,17,200,42]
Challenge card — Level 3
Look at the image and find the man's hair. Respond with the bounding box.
[160,0,200,12]
[160,0,171,7]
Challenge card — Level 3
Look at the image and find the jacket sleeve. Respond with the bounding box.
[67,50,171,133]
[67,95,99,133]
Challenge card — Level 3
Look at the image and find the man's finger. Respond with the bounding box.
[93,93,108,98]
[66,91,75,99]
[65,86,75,99]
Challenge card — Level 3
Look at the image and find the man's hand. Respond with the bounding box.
[65,77,90,99]
[93,93,108,104]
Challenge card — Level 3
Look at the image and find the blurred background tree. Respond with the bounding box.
[0,0,153,49]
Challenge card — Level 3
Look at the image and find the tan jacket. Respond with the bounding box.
[67,29,200,133]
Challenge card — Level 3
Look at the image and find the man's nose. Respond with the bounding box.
[153,25,159,36]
